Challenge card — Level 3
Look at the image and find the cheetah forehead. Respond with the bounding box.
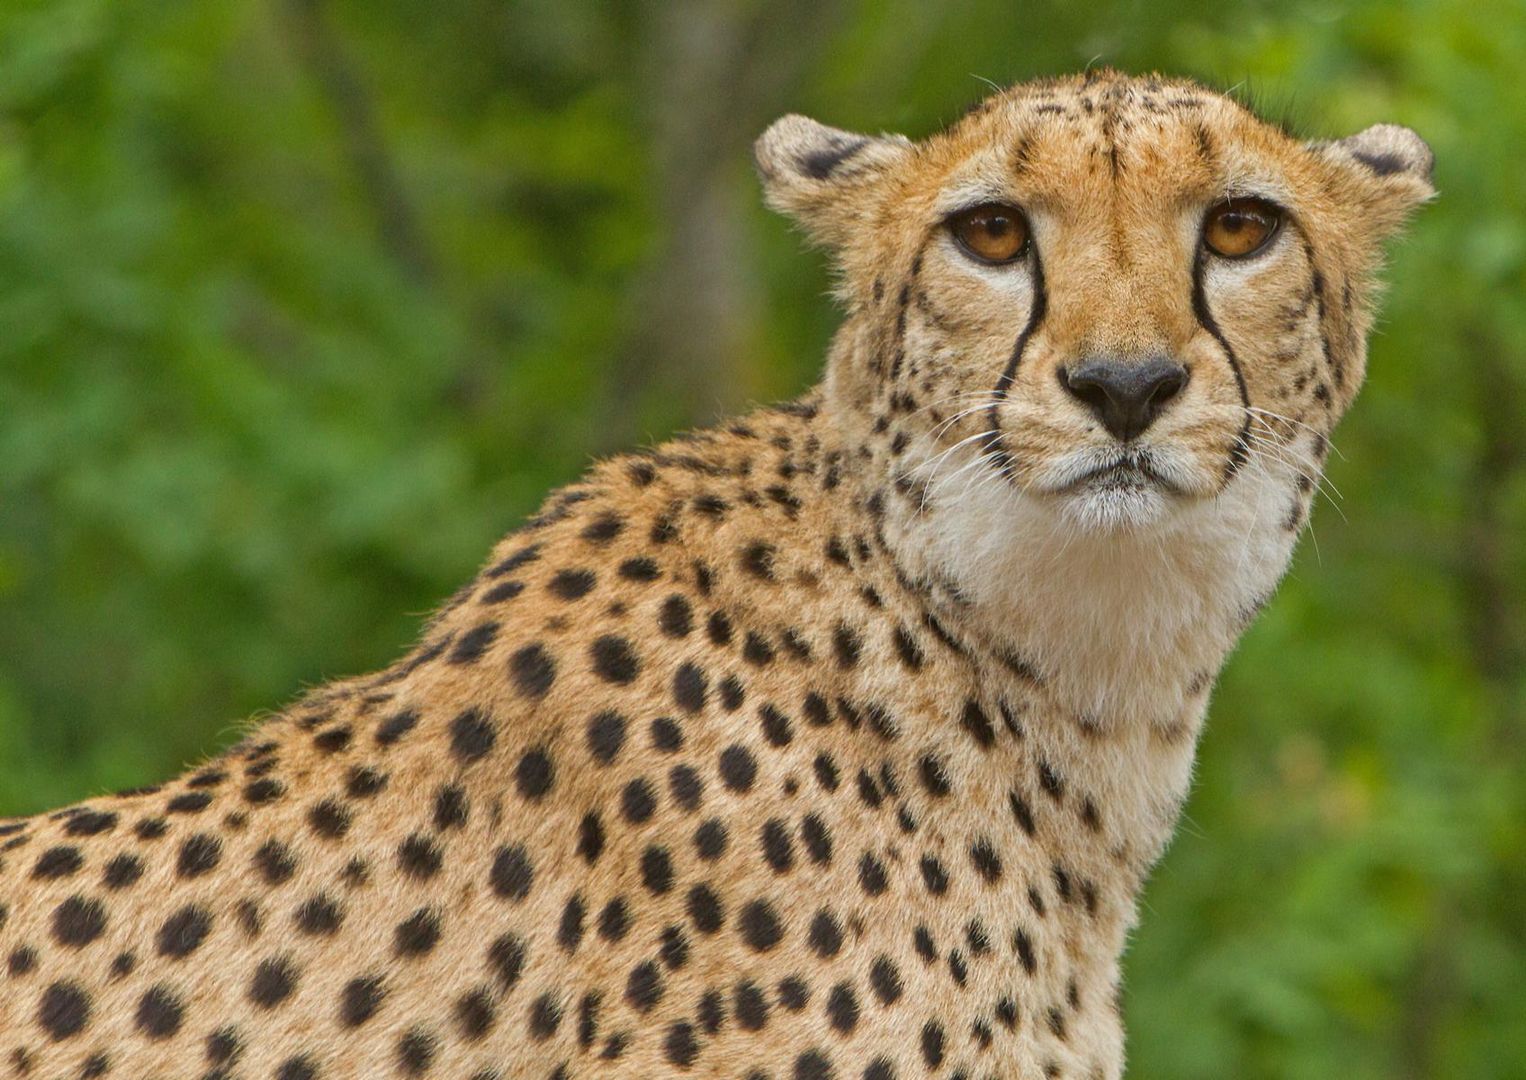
[757,69,1434,265]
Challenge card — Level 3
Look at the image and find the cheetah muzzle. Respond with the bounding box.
[0,71,1432,1080]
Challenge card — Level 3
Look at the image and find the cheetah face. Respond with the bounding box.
[757,73,1433,534]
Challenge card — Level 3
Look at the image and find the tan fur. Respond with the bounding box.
[0,72,1430,1080]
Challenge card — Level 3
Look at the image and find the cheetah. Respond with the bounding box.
[0,71,1432,1080]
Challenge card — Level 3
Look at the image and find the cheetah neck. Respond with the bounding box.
[822,380,1306,866]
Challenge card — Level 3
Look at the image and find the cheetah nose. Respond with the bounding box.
[1058,355,1189,442]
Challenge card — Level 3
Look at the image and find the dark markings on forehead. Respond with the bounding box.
[1194,125,1217,170]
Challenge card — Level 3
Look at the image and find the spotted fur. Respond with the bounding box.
[0,72,1431,1080]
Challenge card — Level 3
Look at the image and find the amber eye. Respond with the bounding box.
[1202,197,1283,259]
[949,203,1030,264]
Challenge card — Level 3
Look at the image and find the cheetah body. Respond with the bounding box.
[0,72,1432,1080]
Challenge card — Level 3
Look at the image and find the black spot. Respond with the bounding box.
[864,1058,896,1080]
[826,982,859,1033]
[659,595,693,637]
[166,791,212,814]
[102,852,144,889]
[397,834,443,879]
[345,764,387,798]
[134,818,168,840]
[558,894,586,952]
[33,846,84,880]
[62,810,117,837]
[51,895,107,947]
[249,955,298,1007]
[156,904,212,957]
[741,542,777,580]
[761,818,795,873]
[487,933,527,990]
[738,898,783,951]
[625,960,664,1012]
[255,839,297,884]
[858,852,889,896]
[481,578,525,604]
[619,556,661,582]
[490,844,534,900]
[814,753,840,791]
[528,993,562,1040]
[450,709,497,763]
[621,778,658,823]
[719,745,758,791]
[598,897,631,942]
[276,1057,317,1080]
[1009,791,1037,836]
[394,909,441,956]
[307,798,351,839]
[795,1049,835,1080]
[801,814,833,865]
[670,764,704,810]
[376,709,419,746]
[920,855,949,895]
[672,663,708,713]
[8,945,36,975]
[694,818,728,860]
[37,981,90,1039]
[244,778,284,804]
[135,984,183,1038]
[487,544,541,578]
[808,909,843,957]
[970,838,1003,882]
[830,625,866,665]
[719,674,746,710]
[176,833,222,878]
[682,883,724,935]
[919,754,951,797]
[313,725,352,753]
[587,711,627,764]
[577,812,605,864]
[921,1019,946,1067]
[582,512,624,543]
[590,636,640,684]
[760,704,793,746]
[399,1027,439,1075]
[664,1021,698,1067]
[660,924,691,969]
[960,700,996,748]
[651,716,684,753]
[433,785,469,830]
[869,955,903,1004]
[342,975,386,1026]
[456,987,497,1040]
[509,644,557,698]
[641,845,674,894]
[743,631,775,665]
[294,893,343,935]
[515,748,555,800]
[549,568,597,600]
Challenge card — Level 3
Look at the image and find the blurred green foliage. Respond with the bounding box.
[0,0,1522,1076]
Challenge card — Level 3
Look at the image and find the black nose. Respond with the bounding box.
[1058,355,1189,442]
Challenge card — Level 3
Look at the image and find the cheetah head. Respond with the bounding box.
[756,72,1433,536]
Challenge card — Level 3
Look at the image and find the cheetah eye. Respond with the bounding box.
[948,203,1030,265]
[1202,197,1283,259]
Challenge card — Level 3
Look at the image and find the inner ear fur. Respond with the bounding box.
[754,114,914,248]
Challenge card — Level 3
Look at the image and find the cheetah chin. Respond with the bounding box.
[0,70,1432,1080]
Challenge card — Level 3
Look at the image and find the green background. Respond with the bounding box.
[1,1,1522,1076]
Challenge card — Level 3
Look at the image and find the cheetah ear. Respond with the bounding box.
[754,114,914,247]
[1316,123,1436,230]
